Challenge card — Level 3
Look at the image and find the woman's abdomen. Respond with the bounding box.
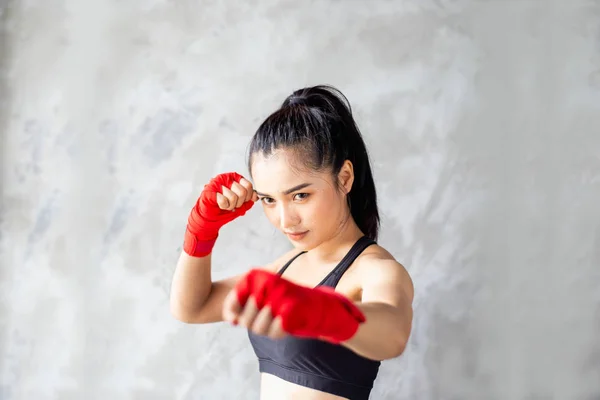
[259,373,348,400]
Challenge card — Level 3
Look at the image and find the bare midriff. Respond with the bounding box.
[259,373,349,400]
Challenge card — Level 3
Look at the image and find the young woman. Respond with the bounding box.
[170,85,414,400]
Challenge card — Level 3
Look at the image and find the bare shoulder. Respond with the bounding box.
[260,247,303,274]
[355,244,414,301]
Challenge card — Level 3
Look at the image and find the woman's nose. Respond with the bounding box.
[279,204,300,230]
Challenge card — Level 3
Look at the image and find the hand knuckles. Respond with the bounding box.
[240,315,254,327]
[233,184,247,198]
[228,194,239,204]
[252,322,268,335]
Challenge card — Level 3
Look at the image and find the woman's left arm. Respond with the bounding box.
[340,259,414,361]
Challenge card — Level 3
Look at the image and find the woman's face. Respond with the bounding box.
[250,149,351,251]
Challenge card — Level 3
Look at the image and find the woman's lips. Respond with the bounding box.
[286,231,308,240]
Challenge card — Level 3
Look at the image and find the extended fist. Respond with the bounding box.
[223,287,288,340]
[222,269,366,344]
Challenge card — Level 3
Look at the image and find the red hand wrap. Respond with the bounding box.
[235,269,366,344]
[183,172,254,257]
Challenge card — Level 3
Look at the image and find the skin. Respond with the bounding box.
[169,148,414,400]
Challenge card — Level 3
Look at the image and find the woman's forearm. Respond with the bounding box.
[169,251,213,321]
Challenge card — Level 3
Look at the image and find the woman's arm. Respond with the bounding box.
[170,248,299,324]
[169,251,241,324]
[340,259,414,361]
[168,172,259,324]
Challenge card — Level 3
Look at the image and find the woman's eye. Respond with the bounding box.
[260,197,274,204]
[294,193,309,201]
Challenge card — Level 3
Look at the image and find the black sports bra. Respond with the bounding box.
[247,236,381,400]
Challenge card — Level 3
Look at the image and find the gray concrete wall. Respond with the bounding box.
[1,1,599,399]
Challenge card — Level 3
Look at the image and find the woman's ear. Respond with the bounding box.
[338,160,354,194]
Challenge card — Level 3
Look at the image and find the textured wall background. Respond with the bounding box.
[1,1,600,399]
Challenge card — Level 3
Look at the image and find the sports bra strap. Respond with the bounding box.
[277,250,306,275]
[275,236,377,288]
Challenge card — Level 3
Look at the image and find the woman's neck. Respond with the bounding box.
[307,217,365,264]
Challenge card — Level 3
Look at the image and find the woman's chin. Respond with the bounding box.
[287,232,316,251]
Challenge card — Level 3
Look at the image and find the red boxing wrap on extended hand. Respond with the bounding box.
[235,269,366,344]
[183,172,254,257]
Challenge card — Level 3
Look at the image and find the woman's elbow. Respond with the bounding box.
[388,325,411,359]
[170,305,189,323]
[169,300,198,323]
[391,337,408,358]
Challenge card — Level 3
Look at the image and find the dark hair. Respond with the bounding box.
[247,85,380,241]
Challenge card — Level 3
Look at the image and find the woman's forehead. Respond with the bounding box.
[252,156,309,188]
[252,149,304,176]
[251,150,329,193]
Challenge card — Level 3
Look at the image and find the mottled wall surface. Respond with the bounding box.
[1,1,599,399]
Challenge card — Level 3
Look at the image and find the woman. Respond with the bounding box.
[170,85,414,400]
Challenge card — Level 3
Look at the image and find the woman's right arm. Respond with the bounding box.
[169,248,298,324]
[168,172,298,324]
[169,252,239,323]
[168,172,254,324]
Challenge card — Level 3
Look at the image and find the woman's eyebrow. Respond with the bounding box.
[255,183,312,197]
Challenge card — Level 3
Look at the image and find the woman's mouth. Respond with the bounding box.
[285,231,308,241]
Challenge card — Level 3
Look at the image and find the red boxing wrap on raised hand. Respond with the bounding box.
[235,269,366,344]
[183,172,254,257]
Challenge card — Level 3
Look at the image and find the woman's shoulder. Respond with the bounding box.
[261,247,303,274]
[358,242,398,265]
[354,243,414,298]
